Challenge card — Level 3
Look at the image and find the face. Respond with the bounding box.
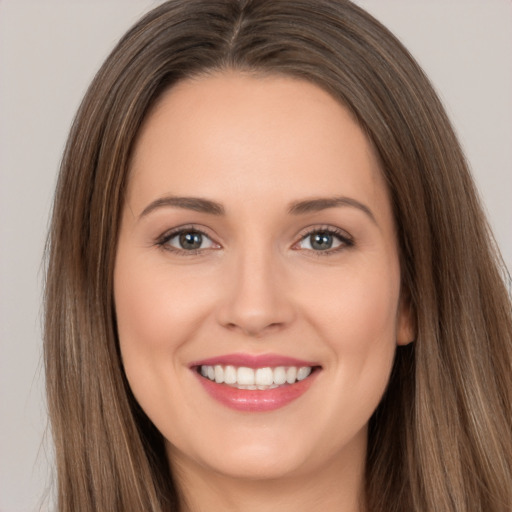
[114,72,412,486]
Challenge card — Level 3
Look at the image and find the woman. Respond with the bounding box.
[44,0,512,510]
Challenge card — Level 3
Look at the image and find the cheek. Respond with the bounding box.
[115,274,173,362]
[113,252,228,423]
[300,260,400,408]
[113,253,217,440]
[114,257,212,357]
[302,260,400,348]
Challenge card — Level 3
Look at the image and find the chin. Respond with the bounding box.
[166,432,313,482]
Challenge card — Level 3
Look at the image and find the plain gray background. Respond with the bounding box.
[1,1,511,510]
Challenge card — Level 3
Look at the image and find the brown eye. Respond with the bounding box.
[178,231,203,250]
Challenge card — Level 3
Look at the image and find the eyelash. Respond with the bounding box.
[155,224,215,256]
[155,225,354,256]
[294,226,354,256]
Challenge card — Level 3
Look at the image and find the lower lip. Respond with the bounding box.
[194,371,319,412]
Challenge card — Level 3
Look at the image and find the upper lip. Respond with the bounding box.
[189,353,320,369]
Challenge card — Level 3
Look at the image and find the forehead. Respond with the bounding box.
[127,71,389,219]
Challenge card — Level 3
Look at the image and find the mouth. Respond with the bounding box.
[190,354,321,412]
[197,364,317,390]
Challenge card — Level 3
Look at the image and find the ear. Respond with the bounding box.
[396,295,415,346]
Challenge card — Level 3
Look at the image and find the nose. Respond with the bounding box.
[216,248,296,338]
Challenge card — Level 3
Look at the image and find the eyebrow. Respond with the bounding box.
[288,196,377,224]
[139,194,376,224]
[139,196,225,218]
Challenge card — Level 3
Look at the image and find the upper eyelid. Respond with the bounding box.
[296,225,353,241]
[158,224,214,240]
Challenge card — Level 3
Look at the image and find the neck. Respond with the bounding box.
[169,436,366,512]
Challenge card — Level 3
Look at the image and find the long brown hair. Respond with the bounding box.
[44,1,512,510]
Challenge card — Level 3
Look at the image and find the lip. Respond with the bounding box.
[190,353,319,369]
[190,353,321,412]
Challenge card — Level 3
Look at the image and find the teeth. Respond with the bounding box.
[214,365,224,383]
[286,367,297,384]
[274,366,287,385]
[255,367,273,386]
[237,367,255,385]
[297,367,312,381]
[199,364,315,389]
[224,365,237,384]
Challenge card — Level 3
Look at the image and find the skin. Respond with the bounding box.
[114,71,413,512]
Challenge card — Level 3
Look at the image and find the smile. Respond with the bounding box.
[199,365,313,390]
[191,354,321,412]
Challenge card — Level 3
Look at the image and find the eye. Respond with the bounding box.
[296,228,353,253]
[158,227,218,253]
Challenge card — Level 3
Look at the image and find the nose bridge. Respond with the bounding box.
[217,236,294,336]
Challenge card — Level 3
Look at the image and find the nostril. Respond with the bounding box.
[219,313,288,338]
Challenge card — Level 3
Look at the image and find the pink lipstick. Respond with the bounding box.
[190,353,321,412]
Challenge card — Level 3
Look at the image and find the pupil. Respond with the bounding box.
[179,231,202,250]
[311,232,333,250]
